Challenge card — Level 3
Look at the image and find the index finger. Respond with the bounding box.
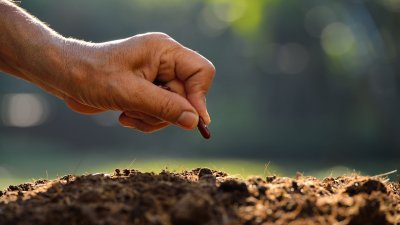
[173,48,216,125]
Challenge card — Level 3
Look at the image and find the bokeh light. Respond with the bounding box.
[210,0,247,23]
[1,93,49,127]
[321,22,355,56]
[198,4,229,37]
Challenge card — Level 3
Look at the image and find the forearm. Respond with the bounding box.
[0,0,90,91]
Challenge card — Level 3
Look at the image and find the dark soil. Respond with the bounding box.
[0,168,399,225]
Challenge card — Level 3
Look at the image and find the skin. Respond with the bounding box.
[0,0,215,133]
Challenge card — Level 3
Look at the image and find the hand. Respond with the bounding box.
[0,2,215,133]
[60,33,215,133]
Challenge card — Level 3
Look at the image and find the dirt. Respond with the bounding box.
[0,168,399,225]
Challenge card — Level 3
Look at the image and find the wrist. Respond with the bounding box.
[48,38,108,98]
[57,38,95,94]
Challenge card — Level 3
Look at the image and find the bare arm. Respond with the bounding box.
[0,0,215,132]
[0,0,69,90]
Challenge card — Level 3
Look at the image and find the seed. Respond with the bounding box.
[197,117,210,139]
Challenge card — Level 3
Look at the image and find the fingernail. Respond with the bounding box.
[202,96,211,125]
[205,110,211,125]
[177,111,198,129]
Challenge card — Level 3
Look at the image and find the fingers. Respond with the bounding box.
[122,82,186,130]
[173,48,216,125]
[124,111,165,125]
[119,113,169,133]
[187,92,209,124]
[128,80,199,130]
[163,79,186,97]
[65,98,106,114]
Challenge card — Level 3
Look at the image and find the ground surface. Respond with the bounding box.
[0,168,399,225]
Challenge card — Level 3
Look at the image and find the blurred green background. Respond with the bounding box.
[1,0,400,188]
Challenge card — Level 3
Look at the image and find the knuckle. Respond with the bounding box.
[151,32,171,39]
[131,85,146,108]
[205,62,216,78]
[143,32,172,42]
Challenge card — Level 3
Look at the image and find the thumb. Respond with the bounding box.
[136,81,199,130]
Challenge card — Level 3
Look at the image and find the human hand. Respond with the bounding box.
[59,33,215,133]
[0,2,215,133]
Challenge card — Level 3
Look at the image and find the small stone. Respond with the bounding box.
[123,169,130,176]
[258,186,267,196]
[61,175,74,183]
[219,180,248,194]
[266,176,276,183]
[7,185,19,192]
[34,179,48,185]
[18,183,33,191]
[345,179,387,196]
[115,169,121,176]
[198,168,213,178]
[292,181,299,190]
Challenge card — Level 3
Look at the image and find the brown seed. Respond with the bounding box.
[197,117,210,139]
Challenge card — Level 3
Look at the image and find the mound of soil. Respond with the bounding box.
[0,168,399,225]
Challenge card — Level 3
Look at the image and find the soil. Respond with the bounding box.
[0,168,399,225]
